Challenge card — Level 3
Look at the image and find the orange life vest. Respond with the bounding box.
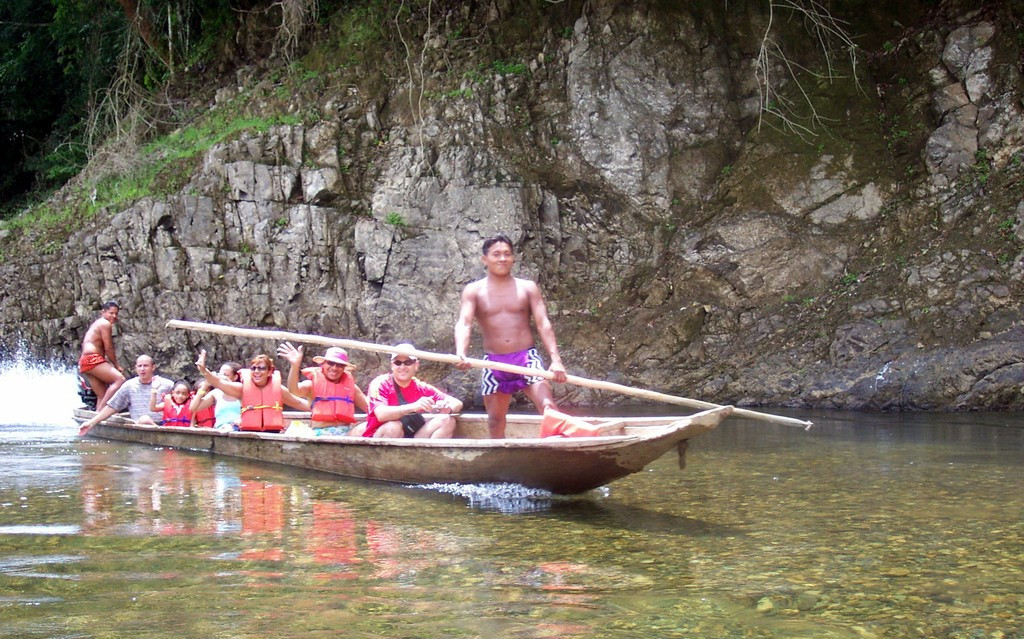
[239,369,284,432]
[161,396,192,427]
[539,407,624,438]
[302,367,357,424]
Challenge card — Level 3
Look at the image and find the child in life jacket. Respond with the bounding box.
[190,379,216,427]
[189,360,243,431]
[150,379,193,427]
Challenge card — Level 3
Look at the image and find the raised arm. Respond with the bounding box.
[189,381,216,413]
[276,342,311,399]
[527,282,566,383]
[149,390,165,413]
[195,350,243,399]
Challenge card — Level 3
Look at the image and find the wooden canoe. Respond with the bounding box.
[71,406,733,494]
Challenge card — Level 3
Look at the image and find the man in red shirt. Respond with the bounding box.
[363,344,463,438]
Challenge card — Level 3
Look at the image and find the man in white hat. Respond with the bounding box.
[363,343,463,438]
[278,342,369,436]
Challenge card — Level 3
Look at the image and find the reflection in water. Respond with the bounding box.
[76,447,453,580]
[0,357,1022,638]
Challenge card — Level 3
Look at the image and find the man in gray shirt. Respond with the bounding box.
[78,354,174,435]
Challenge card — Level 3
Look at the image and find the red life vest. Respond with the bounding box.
[302,367,357,424]
[194,399,215,428]
[239,369,284,432]
[161,396,192,427]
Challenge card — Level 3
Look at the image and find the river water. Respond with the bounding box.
[0,356,1021,638]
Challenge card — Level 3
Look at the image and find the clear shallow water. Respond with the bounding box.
[0,357,1022,638]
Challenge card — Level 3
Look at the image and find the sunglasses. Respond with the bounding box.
[324,361,347,368]
[392,359,417,367]
[251,365,270,371]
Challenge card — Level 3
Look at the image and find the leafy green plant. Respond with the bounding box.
[334,5,383,52]
[492,59,527,75]
[841,272,858,286]
[143,111,301,162]
[28,142,88,187]
[887,126,909,151]
[5,203,64,233]
[275,217,289,228]
[385,211,407,227]
[973,149,992,184]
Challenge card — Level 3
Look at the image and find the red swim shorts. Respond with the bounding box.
[79,353,107,373]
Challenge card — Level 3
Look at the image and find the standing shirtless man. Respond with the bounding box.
[454,234,567,438]
[79,301,125,411]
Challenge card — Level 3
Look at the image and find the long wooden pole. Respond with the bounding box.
[166,319,813,429]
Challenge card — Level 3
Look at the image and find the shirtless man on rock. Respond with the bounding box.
[454,233,567,438]
[79,301,125,411]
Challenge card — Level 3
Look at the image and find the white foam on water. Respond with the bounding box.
[0,349,81,427]
[0,525,82,536]
[415,482,599,513]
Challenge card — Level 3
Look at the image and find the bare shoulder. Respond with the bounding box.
[85,316,111,336]
[515,277,541,294]
[462,278,486,297]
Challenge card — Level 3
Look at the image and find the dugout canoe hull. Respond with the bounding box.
[72,406,732,494]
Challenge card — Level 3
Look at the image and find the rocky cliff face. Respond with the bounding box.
[1,0,1022,411]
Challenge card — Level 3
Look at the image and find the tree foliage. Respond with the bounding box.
[0,0,250,217]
